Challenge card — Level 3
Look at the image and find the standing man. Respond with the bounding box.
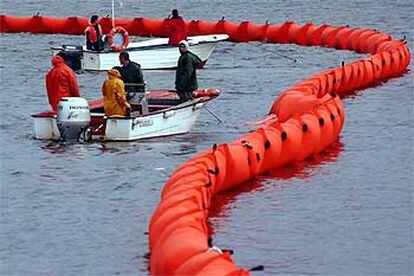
[117,51,145,94]
[166,9,188,46]
[116,51,148,114]
[175,40,203,102]
[85,15,104,51]
[102,68,131,117]
[46,52,80,111]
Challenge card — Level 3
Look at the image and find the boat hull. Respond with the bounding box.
[32,90,218,142]
[33,115,61,140]
[83,42,214,70]
[53,34,228,71]
[93,101,206,141]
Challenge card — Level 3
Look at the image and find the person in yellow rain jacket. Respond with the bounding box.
[102,68,131,117]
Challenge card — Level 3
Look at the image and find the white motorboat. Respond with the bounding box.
[52,34,229,71]
[32,89,219,142]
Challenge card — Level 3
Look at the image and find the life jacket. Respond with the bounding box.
[85,24,98,43]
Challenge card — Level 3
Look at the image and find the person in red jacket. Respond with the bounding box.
[166,9,188,46]
[46,52,81,111]
[84,15,104,51]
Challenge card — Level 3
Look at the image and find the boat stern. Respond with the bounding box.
[32,112,61,140]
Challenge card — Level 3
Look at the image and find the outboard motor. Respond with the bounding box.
[61,45,83,72]
[57,97,91,142]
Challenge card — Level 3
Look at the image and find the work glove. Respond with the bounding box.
[125,107,131,117]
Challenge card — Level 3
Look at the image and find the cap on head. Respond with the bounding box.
[179,40,189,50]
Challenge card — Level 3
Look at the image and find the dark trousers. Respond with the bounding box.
[177,90,194,102]
[86,40,104,51]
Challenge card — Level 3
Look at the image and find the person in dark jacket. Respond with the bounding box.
[116,51,145,94]
[166,9,188,46]
[115,51,149,114]
[84,15,104,51]
[175,40,203,102]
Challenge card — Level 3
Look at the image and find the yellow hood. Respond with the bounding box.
[107,68,121,79]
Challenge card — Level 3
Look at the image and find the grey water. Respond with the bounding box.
[0,0,413,275]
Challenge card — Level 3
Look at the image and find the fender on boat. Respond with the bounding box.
[1,14,410,275]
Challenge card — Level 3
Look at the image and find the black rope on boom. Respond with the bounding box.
[247,42,303,64]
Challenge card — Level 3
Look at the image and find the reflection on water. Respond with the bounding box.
[208,142,344,232]
[266,142,344,180]
[208,179,264,235]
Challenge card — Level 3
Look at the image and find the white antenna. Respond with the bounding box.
[111,0,115,28]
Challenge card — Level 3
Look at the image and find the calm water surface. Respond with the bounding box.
[1,1,413,275]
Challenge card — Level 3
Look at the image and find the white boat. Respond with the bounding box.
[32,89,220,142]
[52,34,229,71]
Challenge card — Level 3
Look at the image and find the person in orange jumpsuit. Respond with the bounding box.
[166,9,188,46]
[102,68,131,117]
[45,52,80,111]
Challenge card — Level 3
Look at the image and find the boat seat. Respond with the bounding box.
[128,91,149,115]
